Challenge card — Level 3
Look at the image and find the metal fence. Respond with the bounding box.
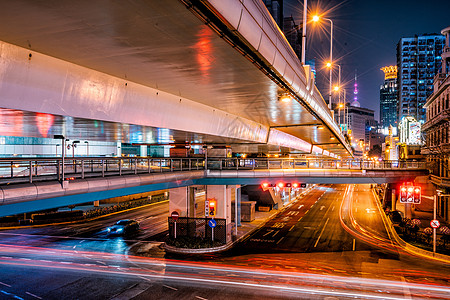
[168,217,227,244]
[0,157,204,184]
[206,158,427,171]
[0,156,427,185]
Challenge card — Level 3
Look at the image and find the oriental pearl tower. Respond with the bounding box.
[351,71,361,107]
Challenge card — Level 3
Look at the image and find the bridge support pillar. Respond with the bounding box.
[206,185,233,243]
[140,145,147,157]
[169,186,191,217]
[391,189,396,211]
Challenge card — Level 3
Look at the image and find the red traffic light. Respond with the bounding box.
[401,187,407,192]
[414,187,421,193]
[277,182,285,188]
[292,183,299,188]
[261,182,269,188]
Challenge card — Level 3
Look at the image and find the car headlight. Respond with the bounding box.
[117,228,123,232]
[107,228,111,232]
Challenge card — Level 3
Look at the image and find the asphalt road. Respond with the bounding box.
[0,184,449,299]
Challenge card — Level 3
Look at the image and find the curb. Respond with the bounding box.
[372,188,450,264]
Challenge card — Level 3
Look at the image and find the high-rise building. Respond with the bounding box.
[283,16,301,59]
[263,0,283,29]
[422,26,450,221]
[396,34,445,123]
[380,66,398,134]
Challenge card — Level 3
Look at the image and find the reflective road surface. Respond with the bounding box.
[0,185,449,299]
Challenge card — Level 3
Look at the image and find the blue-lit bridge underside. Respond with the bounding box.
[0,0,350,157]
[0,157,427,217]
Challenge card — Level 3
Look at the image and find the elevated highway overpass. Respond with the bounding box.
[0,0,351,158]
[0,157,428,217]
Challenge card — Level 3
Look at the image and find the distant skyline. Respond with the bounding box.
[283,0,450,121]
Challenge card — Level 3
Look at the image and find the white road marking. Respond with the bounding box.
[320,206,325,211]
[314,218,330,247]
[353,239,356,251]
[332,206,335,211]
[26,292,42,299]
[276,237,285,244]
[289,225,295,231]
[163,284,178,291]
[195,296,208,300]
[263,230,274,237]
[0,282,11,287]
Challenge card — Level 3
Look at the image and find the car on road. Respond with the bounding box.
[106,219,139,236]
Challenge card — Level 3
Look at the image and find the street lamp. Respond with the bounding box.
[313,15,333,110]
[84,141,89,157]
[301,0,307,64]
[53,135,65,183]
[72,141,80,158]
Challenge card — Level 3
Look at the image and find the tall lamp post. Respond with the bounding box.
[301,0,307,64]
[84,141,89,157]
[313,15,333,110]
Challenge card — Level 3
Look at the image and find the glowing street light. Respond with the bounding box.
[313,15,333,110]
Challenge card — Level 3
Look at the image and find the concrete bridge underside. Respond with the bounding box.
[0,0,351,157]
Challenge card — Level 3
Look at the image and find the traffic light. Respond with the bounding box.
[400,185,407,203]
[399,184,421,204]
[261,182,306,189]
[413,186,421,204]
[209,199,217,217]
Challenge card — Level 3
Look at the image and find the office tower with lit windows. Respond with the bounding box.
[263,0,283,29]
[380,66,398,134]
[283,15,302,59]
[396,34,445,123]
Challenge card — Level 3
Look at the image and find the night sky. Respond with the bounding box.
[284,0,450,120]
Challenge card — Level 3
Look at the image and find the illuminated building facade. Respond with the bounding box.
[380,66,398,134]
[422,26,450,221]
[263,0,283,29]
[397,34,445,123]
[283,15,302,60]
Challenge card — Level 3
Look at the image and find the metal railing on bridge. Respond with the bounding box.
[0,157,426,185]
[0,157,203,185]
[206,158,427,171]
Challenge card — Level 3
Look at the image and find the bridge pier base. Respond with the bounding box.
[206,185,233,243]
[169,186,191,217]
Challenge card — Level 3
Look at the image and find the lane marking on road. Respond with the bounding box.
[401,276,412,299]
[276,237,285,244]
[163,284,178,291]
[332,206,335,211]
[26,292,42,299]
[195,296,208,300]
[353,239,356,251]
[314,218,330,247]
[0,281,11,287]
[262,229,274,237]
[320,206,325,211]
[289,225,295,231]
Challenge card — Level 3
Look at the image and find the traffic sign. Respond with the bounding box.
[430,219,440,229]
[171,211,179,221]
[208,219,217,228]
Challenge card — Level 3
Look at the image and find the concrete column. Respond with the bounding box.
[235,186,241,227]
[169,186,190,217]
[405,203,412,219]
[207,185,232,243]
[391,189,396,211]
[140,145,147,157]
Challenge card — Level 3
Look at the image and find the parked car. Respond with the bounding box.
[107,219,139,236]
